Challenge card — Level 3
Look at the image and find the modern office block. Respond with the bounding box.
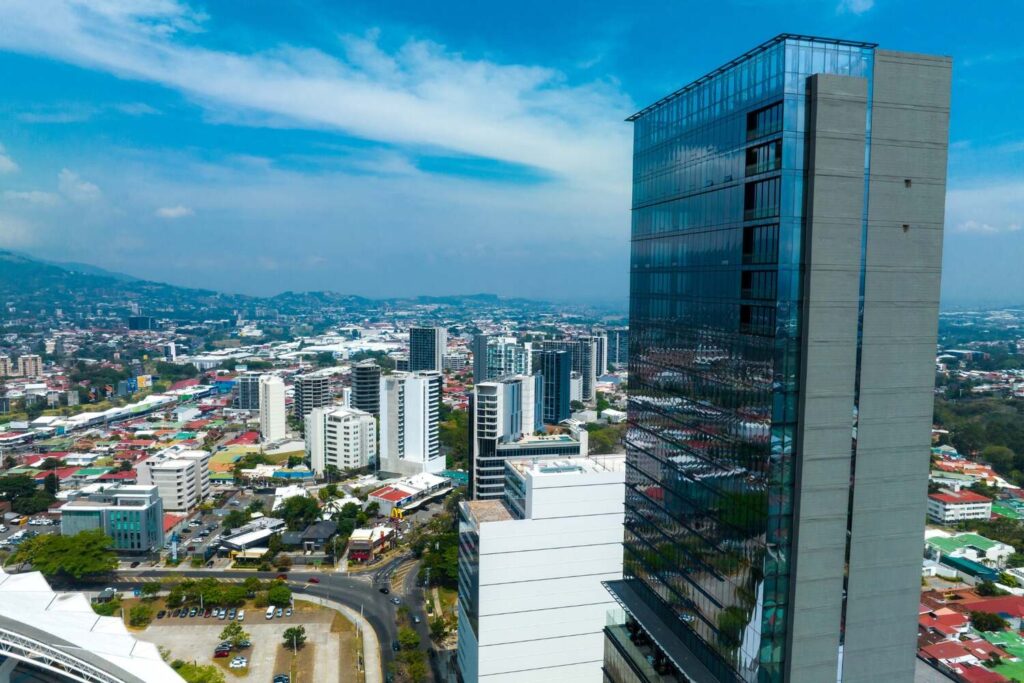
[60,485,164,555]
[234,372,262,410]
[294,372,332,419]
[603,35,950,683]
[535,338,598,401]
[351,359,382,415]
[608,328,629,367]
[471,374,543,499]
[409,326,447,372]
[306,405,377,474]
[127,315,154,330]
[472,335,532,383]
[594,332,609,375]
[457,454,626,682]
[532,349,572,424]
[136,448,211,512]
[258,374,287,443]
[379,371,444,476]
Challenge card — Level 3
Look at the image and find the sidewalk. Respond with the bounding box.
[298,594,382,683]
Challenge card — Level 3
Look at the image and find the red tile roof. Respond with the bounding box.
[960,595,1024,618]
[953,664,1009,683]
[370,486,409,503]
[930,490,992,504]
[163,513,185,533]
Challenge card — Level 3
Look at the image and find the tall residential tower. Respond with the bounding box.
[602,35,950,683]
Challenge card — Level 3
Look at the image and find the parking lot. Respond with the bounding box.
[0,516,59,551]
[134,602,348,682]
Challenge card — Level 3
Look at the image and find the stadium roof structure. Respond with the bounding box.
[0,567,182,683]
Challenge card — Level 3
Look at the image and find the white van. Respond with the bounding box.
[265,606,275,620]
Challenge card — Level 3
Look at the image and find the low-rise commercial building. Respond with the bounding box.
[59,485,164,556]
[368,472,452,517]
[928,490,993,525]
[348,526,396,563]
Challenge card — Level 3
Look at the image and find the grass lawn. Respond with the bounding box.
[995,660,1024,681]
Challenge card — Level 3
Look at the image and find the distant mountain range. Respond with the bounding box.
[0,250,587,319]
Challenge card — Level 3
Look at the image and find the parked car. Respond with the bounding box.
[218,609,227,620]
[203,608,212,618]
[273,675,290,683]
[265,606,275,620]
[188,608,197,617]
[236,640,252,649]
[285,608,292,618]
[229,657,247,669]
[213,650,230,659]
[237,609,245,621]
[227,608,236,620]
[307,577,320,584]
[171,609,180,617]
[275,608,283,618]
[179,609,188,619]
[129,561,140,568]
[156,610,166,619]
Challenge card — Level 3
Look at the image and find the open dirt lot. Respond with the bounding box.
[135,604,355,682]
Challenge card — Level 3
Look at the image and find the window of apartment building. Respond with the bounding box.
[744,177,781,221]
[742,224,779,265]
[745,139,782,176]
[746,101,783,140]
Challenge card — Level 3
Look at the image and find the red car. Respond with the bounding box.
[214,650,231,658]
[276,574,288,580]
[307,577,320,584]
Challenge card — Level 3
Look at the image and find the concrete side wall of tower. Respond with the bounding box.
[786,73,867,683]
[842,50,951,682]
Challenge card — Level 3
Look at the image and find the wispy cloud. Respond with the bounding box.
[0,0,632,193]
[837,0,874,14]
[948,182,1024,234]
[155,205,194,219]
[18,101,160,123]
[58,168,102,202]
[3,190,61,206]
[0,144,18,174]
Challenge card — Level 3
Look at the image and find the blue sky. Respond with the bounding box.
[0,1,1021,305]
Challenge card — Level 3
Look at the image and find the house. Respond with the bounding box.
[925,530,1015,568]
[928,490,993,524]
[918,606,970,640]
[299,521,338,551]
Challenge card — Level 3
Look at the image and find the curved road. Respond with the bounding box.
[87,559,427,677]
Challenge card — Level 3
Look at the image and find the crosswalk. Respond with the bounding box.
[389,560,417,594]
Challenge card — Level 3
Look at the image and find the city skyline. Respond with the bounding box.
[0,1,1021,305]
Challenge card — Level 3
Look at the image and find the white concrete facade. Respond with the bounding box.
[136,448,211,512]
[258,374,286,443]
[379,371,443,476]
[305,405,376,474]
[457,455,625,682]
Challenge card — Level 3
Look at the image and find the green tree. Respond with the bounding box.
[429,616,447,641]
[398,626,421,650]
[0,474,38,501]
[981,445,1016,473]
[140,582,162,600]
[219,621,250,647]
[976,580,1009,597]
[128,604,153,627]
[243,577,263,596]
[43,472,59,495]
[971,610,1009,632]
[267,583,292,607]
[12,529,117,580]
[283,625,306,650]
[280,495,320,530]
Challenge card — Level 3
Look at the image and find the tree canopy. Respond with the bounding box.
[12,529,117,580]
[279,495,320,530]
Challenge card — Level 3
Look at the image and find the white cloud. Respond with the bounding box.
[58,168,102,202]
[0,0,632,193]
[155,205,194,218]
[0,144,18,173]
[3,190,61,206]
[837,0,874,14]
[0,214,36,247]
[948,182,1024,234]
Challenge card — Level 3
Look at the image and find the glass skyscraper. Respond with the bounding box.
[603,35,950,682]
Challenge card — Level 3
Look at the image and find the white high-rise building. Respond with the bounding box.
[136,448,211,512]
[471,374,543,500]
[306,405,376,474]
[456,454,626,682]
[259,374,286,443]
[379,371,444,476]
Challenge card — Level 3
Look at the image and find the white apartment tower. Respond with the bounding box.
[457,454,626,682]
[136,448,211,512]
[258,374,286,443]
[306,405,377,474]
[379,371,444,476]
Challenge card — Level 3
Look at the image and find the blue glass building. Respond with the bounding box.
[603,35,950,682]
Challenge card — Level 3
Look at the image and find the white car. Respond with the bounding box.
[229,657,247,669]
[237,610,245,622]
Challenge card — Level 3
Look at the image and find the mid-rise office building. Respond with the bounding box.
[471,374,543,499]
[594,332,609,375]
[457,454,626,681]
[608,327,629,367]
[294,372,332,419]
[379,371,444,476]
[603,35,950,683]
[409,326,447,372]
[258,374,286,443]
[351,359,382,415]
[60,485,164,555]
[306,405,377,474]
[136,448,211,512]
[472,335,532,383]
[535,338,598,402]
[533,348,572,424]
[127,315,154,331]
[234,372,262,410]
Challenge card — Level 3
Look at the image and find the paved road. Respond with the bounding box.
[82,566,417,676]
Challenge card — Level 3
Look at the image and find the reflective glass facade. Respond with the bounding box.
[618,35,875,682]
